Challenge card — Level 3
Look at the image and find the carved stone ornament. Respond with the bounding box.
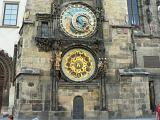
[55,50,62,70]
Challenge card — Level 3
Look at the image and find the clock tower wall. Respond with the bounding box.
[103,0,128,25]
[13,0,152,119]
[58,87,100,118]
[15,9,53,119]
[24,0,53,22]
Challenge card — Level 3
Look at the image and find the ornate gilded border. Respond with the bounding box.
[60,45,98,82]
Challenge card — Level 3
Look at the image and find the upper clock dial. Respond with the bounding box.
[60,3,97,38]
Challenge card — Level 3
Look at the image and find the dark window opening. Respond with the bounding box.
[158,5,160,21]
[158,5,160,12]
[3,3,19,26]
[16,83,19,99]
[143,56,160,68]
[127,0,140,26]
[146,8,152,23]
[145,0,150,5]
[41,22,49,38]
[149,81,155,112]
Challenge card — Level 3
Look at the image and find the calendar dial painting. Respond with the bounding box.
[61,48,96,82]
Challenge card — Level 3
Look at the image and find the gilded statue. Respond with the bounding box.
[55,50,62,70]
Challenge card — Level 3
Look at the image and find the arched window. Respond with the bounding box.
[158,5,160,12]
[157,1,160,21]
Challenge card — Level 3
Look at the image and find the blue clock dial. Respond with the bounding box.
[60,3,97,38]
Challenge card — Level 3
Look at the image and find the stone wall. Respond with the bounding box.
[107,75,150,118]
[58,87,100,112]
[135,36,160,71]
[24,0,52,21]
[15,75,51,118]
[154,78,160,104]
[13,0,160,119]
[107,27,132,69]
[141,0,160,35]
[58,86,99,118]
[103,0,128,25]
[16,24,51,74]
[135,35,160,106]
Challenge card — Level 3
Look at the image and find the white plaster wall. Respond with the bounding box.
[0,0,27,56]
[8,84,15,114]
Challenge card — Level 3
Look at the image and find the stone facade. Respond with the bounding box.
[12,0,160,119]
[107,70,150,118]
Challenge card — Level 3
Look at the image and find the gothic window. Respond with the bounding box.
[146,8,152,23]
[41,22,49,38]
[127,0,139,26]
[3,3,19,26]
[145,0,150,5]
[158,5,160,21]
[16,83,19,99]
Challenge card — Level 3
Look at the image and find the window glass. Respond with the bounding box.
[158,6,160,11]
[10,20,16,25]
[41,22,49,38]
[127,0,139,25]
[3,3,18,25]
[158,6,160,21]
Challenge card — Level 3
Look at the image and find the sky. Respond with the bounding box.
[0,28,19,57]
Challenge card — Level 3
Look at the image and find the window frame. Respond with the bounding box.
[3,2,19,26]
[143,56,160,68]
[127,0,140,26]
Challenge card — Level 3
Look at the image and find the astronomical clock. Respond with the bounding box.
[59,3,97,38]
[56,1,103,83]
[36,0,106,113]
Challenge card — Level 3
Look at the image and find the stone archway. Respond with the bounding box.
[0,50,13,112]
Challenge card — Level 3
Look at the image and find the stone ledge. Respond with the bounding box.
[16,67,41,79]
[119,68,150,76]
[0,25,19,28]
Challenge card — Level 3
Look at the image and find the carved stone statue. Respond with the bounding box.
[55,50,62,70]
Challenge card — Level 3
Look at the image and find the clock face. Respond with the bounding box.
[61,48,96,82]
[60,3,97,38]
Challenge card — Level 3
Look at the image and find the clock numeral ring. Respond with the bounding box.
[60,3,97,38]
